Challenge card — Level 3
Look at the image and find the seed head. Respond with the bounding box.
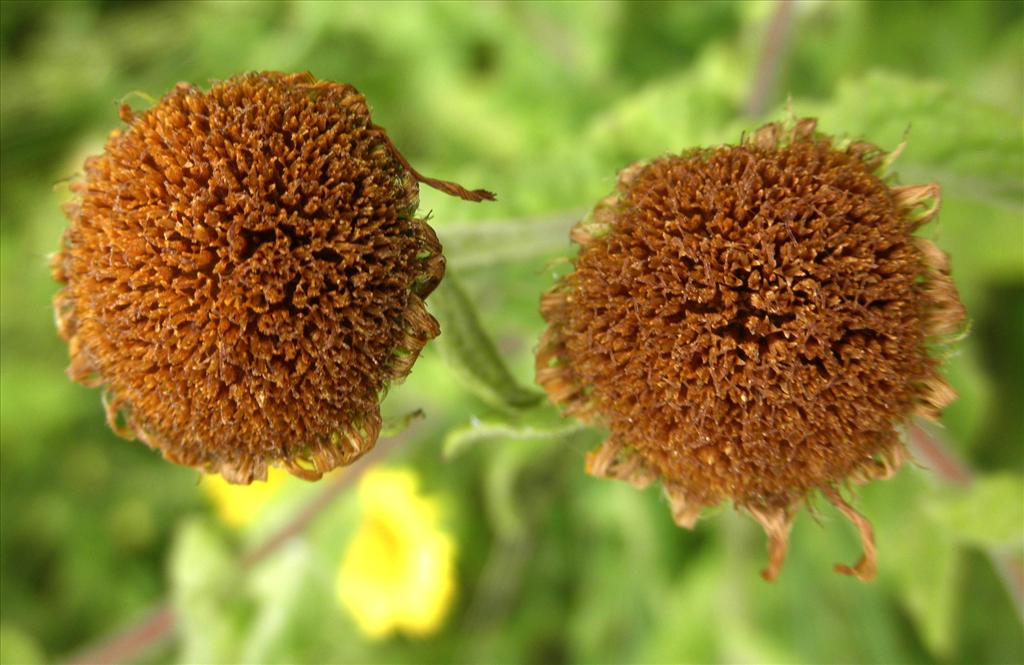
[537,119,964,580]
[53,72,494,483]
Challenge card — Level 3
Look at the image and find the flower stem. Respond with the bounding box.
[746,0,795,118]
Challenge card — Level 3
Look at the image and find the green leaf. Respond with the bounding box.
[779,2,1024,114]
[924,473,1024,548]
[581,40,749,172]
[444,404,582,537]
[478,428,584,541]
[892,526,960,657]
[169,520,249,664]
[481,443,532,539]
[867,470,962,658]
[0,624,44,665]
[240,542,317,664]
[633,549,723,663]
[428,276,543,412]
[581,42,747,168]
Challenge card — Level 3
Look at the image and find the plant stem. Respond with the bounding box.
[907,424,972,486]
[747,0,795,118]
[65,606,175,665]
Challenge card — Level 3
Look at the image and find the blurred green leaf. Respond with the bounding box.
[460,417,578,538]
[582,42,747,168]
[169,520,248,664]
[0,624,45,665]
[892,528,960,658]
[869,470,962,658]
[782,2,1024,115]
[428,276,543,412]
[632,549,722,664]
[924,473,1024,548]
[240,542,321,664]
[481,441,534,539]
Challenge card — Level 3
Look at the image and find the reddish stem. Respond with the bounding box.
[747,0,795,118]
[908,423,973,486]
[67,606,174,665]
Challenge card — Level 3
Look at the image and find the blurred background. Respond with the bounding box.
[1,1,1022,663]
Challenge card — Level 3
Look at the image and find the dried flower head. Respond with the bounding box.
[537,119,964,581]
[52,72,494,484]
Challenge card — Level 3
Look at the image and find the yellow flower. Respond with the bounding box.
[337,468,456,640]
[200,466,289,528]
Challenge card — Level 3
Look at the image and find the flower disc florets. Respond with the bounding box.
[537,119,964,580]
[53,72,493,483]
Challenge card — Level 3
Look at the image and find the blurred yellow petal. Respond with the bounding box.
[337,468,456,640]
[200,466,288,528]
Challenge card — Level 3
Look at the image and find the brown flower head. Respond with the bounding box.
[52,72,494,484]
[537,119,964,581]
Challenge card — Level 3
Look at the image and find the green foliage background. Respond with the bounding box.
[1,1,1022,663]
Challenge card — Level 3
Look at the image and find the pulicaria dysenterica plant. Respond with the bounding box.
[52,71,493,484]
[537,119,965,581]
